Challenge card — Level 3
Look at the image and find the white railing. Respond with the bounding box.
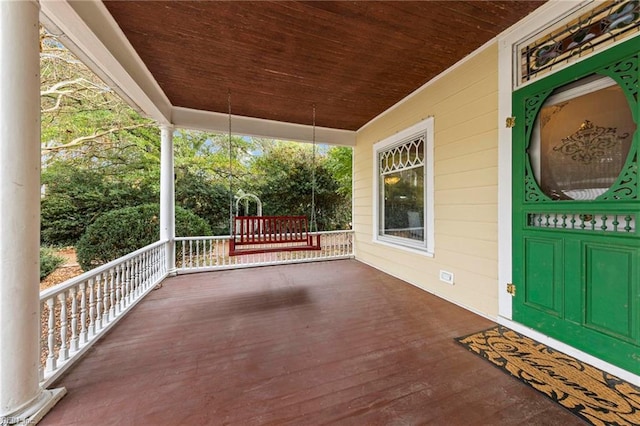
[39,240,168,386]
[176,230,354,273]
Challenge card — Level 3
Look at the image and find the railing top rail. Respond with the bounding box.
[234,215,308,220]
[175,230,353,242]
[40,239,168,300]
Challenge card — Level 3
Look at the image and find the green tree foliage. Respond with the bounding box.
[41,163,158,246]
[326,147,353,199]
[175,170,231,235]
[40,28,352,249]
[248,141,351,230]
[40,28,157,168]
[40,247,65,280]
[76,203,211,270]
[172,129,254,234]
[40,27,164,246]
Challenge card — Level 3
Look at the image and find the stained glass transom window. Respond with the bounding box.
[519,0,640,84]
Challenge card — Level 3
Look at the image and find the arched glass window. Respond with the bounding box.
[528,74,635,200]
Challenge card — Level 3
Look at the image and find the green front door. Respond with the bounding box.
[512,39,640,374]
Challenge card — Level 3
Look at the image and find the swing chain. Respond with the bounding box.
[228,90,234,235]
[310,105,318,233]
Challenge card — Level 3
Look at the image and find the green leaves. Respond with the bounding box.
[76,204,211,270]
[40,27,352,248]
[246,141,351,230]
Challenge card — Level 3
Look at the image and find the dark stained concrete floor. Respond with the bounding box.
[40,260,585,425]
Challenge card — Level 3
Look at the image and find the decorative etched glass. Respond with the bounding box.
[528,75,635,200]
[519,0,640,84]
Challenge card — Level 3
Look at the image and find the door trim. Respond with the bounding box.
[497,0,640,384]
[498,0,586,320]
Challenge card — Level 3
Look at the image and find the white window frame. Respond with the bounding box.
[373,117,435,256]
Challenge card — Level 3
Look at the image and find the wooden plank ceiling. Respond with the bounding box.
[104,1,545,131]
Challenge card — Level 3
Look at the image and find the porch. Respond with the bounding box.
[40,260,583,425]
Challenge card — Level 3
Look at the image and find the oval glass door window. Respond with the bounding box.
[529,74,635,200]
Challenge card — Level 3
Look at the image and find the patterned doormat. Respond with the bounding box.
[455,326,640,426]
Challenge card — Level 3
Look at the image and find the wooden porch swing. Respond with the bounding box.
[227,97,321,256]
[229,215,321,256]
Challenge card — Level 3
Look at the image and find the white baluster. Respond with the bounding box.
[160,246,166,275]
[149,249,154,284]
[188,240,193,268]
[123,261,130,308]
[139,253,143,286]
[140,252,145,289]
[150,249,155,281]
[131,257,136,298]
[156,247,162,279]
[126,258,132,300]
[213,240,218,264]
[152,248,156,281]
[57,292,69,363]
[113,266,121,315]
[153,247,159,281]
[102,271,110,324]
[343,232,347,256]
[108,268,115,319]
[142,251,149,290]
[119,262,127,311]
[151,248,156,282]
[69,287,79,352]
[195,239,200,268]
[151,250,158,282]
[45,298,56,372]
[141,252,146,289]
[129,257,135,298]
[131,257,137,300]
[94,275,102,331]
[80,282,88,344]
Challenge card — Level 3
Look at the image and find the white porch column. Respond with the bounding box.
[0,1,65,424]
[160,125,176,273]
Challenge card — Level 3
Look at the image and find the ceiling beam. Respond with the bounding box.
[172,107,356,146]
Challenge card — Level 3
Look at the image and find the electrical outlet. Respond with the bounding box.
[439,270,454,285]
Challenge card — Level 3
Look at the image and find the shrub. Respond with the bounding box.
[175,170,232,235]
[41,166,158,246]
[40,247,65,280]
[76,203,211,270]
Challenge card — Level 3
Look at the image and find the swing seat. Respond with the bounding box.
[229,216,321,256]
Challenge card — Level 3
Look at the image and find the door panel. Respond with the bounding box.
[585,243,637,341]
[524,237,563,316]
[512,39,640,374]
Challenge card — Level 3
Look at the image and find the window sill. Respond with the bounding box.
[372,238,434,258]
